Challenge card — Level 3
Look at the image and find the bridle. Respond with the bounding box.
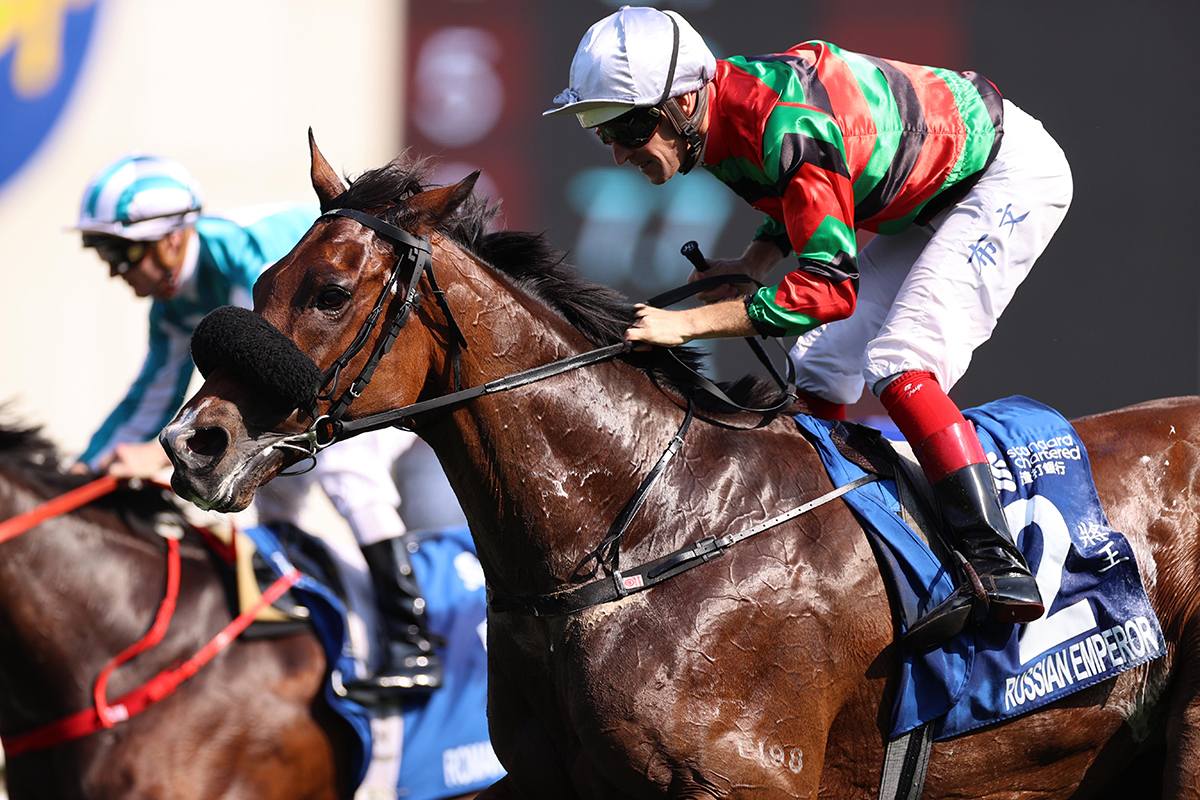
[271,207,636,472]
[272,207,464,471]
[272,205,802,478]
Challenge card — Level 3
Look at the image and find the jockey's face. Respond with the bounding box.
[96,227,191,300]
[607,125,684,185]
[600,92,698,185]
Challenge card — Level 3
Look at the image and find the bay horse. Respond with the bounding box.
[161,135,1200,798]
[0,423,484,800]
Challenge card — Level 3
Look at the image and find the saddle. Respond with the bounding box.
[150,502,315,638]
[822,419,951,574]
[797,398,1165,744]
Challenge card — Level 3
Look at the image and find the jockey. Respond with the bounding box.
[545,7,1073,645]
[72,154,449,693]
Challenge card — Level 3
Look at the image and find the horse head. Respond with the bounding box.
[162,132,477,512]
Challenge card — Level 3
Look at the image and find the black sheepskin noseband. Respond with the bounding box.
[191,306,323,414]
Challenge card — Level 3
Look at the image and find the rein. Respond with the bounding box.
[0,478,300,756]
[270,206,650,462]
[0,474,120,543]
[273,217,794,462]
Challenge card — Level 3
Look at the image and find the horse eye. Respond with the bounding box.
[316,286,351,311]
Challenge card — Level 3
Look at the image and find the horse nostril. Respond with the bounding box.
[186,427,228,458]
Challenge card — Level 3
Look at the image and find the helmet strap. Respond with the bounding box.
[663,83,708,175]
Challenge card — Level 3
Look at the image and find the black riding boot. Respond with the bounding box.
[904,463,1044,650]
[347,537,443,697]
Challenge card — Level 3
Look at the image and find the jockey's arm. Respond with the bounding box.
[70,440,172,479]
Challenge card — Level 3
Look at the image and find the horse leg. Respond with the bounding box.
[1163,620,1200,797]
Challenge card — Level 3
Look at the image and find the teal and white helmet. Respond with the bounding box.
[76,154,203,241]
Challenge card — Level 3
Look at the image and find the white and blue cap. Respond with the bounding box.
[76,154,203,241]
[544,6,716,127]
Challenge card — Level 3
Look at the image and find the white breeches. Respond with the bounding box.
[790,99,1073,404]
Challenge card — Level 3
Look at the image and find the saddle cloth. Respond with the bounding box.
[794,395,1167,740]
[241,523,504,799]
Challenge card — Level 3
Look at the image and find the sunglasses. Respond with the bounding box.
[594,105,665,149]
[85,236,150,275]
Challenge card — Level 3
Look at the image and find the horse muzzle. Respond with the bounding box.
[160,401,284,513]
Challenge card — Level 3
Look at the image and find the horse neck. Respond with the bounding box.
[0,475,171,731]
[420,246,688,595]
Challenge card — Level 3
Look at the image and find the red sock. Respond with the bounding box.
[799,391,845,421]
[878,371,985,483]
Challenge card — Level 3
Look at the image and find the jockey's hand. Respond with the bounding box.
[625,304,694,350]
[96,441,172,480]
[692,240,785,304]
[67,461,92,476]
[625,300,759,350]
[690,260,758,303]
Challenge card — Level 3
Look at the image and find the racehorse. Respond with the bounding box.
[160,134,1200,798]
[0,423,484,800]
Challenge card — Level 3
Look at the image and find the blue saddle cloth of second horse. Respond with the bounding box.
[241,523,504,798]
[793,396,1166,740]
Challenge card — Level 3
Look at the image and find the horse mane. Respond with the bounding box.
[0,422,88,493]
[329,154,789,413]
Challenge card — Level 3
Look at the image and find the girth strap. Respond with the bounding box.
[571,400,696,588]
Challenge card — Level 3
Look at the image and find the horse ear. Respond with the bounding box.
[407,171,480,233]
[308,128,346,208]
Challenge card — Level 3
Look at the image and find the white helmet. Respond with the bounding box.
[76,154,203,241]
[544,6,716,128]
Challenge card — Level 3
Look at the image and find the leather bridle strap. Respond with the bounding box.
[646,275,799,414]
[315,208,466,431]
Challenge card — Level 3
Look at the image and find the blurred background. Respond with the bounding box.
[3,0,1199,458]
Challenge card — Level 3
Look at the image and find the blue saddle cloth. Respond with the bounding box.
[794,396,1167,740]
[241,524,502,798]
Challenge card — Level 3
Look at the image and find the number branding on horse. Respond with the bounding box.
[735,738,803,773]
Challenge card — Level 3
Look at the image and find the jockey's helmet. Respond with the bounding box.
[543,6,715,128]
[76,154,203,242]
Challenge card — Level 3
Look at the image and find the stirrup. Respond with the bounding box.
[902,553,989,651]
[344,653,443,703]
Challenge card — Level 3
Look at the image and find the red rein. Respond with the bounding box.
[0,474,120,544]
[0,477,301,756]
